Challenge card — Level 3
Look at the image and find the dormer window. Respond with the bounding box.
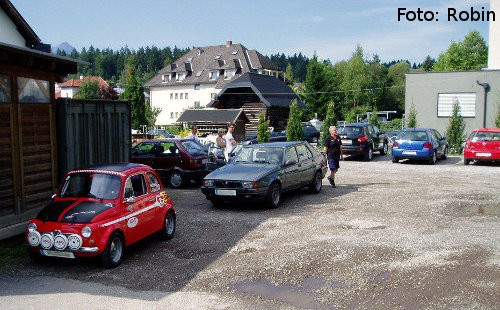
[177,73,185,81]
[214,55,221,60]
[162,74,170,83]
[209,71,219,80]
[224,69,236,79]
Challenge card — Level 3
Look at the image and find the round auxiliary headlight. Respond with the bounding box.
[81,226,92,238]
[28,231,41,247]
[27,223,37,232]
[40,233,54,250]
[67,234,83,251]
[53,234,69,251]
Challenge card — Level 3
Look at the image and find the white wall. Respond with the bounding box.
[489,0,500,69]
[60,87,78,98]
[150,83,217,125]
[0,9,26,46]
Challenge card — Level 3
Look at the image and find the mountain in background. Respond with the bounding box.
[52,42,75,54]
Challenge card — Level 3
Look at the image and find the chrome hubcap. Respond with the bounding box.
[170,173,182,187]
[165,214,175,235]
[110,238,122,263]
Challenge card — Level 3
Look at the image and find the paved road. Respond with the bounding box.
[1,155,499,309]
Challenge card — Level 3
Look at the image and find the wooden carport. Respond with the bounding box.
[0,42,82,239]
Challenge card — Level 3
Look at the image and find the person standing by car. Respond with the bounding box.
[187,125,199,141]
[225,123,237,160]
[323,126,343,188]
[216,128,227,148]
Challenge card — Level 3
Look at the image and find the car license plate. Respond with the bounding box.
[215,189,236,196]
[40,249,75,259]
[342,139,352,145]
[402,151,417,155]
[476,152,491,157]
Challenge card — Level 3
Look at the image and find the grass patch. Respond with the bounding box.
[0,245,26,266]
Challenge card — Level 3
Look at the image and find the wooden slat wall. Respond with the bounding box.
[20,104,53,211]
[241,102,267,132]
[0,105,14,217]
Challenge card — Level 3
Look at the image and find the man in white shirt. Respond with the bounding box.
[186,125,199,141]
[224,123,237,160]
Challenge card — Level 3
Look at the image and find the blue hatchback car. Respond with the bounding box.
[391,128,448,165]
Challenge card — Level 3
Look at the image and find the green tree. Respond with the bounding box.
[120,65,146,129]
[286,99,304,141]
[407,104,417,128]
[285,63,294,83]
[420,55,435,71]
[433,31,488,71]
[446,101,466,154]
[387,61,410,112]
[301,54,331,119]
[257,113,270,143]
[496,107,500,128]
[320,101,338,142]
[145,106,162,127]
[76,79,100,99]
[369,106,381,128]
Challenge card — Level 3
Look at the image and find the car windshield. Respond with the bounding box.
[469,131,500,141]
[399,131,428,141]
[60,173,122,200]
[338,126,363,135]
[181,140,207,156]
[233,146,284,164]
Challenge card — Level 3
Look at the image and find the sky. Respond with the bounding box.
[10,0,492,64]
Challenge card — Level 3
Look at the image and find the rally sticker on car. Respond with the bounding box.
[127,217,139,228]
[155,192,168,208]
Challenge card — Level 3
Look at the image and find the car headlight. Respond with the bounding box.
[81,226,92,238]
[242,181,259,189]
[203,180,214,187]
[27,223,37,232]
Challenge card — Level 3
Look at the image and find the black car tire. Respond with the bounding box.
[266,182,281,208]
[100,232,124,268]
[168,171,184,189]
[364,147,373,161]
[464,158,471,165]
[309,171,322,194]
[311,137,318,144]
[441,147,448,160]
[428,151,437,165]
[392,157,399,163]
[380,142,388,155]
[158,211,176,240]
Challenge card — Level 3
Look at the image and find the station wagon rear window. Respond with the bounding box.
[338,127,363,135]
[469,131,500,141]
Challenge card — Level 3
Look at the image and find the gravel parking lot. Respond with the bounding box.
[1,154,499,309]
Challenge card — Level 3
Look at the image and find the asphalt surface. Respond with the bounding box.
[1,154,499,309]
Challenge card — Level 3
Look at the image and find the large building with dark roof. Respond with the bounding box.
[145,41,282,125]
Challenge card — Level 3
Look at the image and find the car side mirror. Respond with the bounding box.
[284,159,296,167]
[124,197,135,204]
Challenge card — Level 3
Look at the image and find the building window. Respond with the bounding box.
[17,77,50,103]
[175,112,178,118]
[185,93,188,99]
[170,93,173,100]
[162,74,170,83]
[0,74,11,102]
[177,73,185,81]
[170,112,174,119]
[224,70,235,79]
[175,93,178,100]
[437,93,476,117]
[211,93,217,100]
[194,101,201,108]
[209,71,218,80]
[180,93,183,99]
[194,84,200,90]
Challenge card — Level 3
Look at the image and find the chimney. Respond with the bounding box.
[226,40,232,47]
[79,75,84,80]
[197,47,203,56]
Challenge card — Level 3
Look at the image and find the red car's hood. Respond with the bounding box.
[36,199,116,223]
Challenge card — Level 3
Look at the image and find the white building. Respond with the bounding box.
[145,41,282,125]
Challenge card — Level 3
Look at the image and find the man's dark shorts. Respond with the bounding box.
[328,158,340,170]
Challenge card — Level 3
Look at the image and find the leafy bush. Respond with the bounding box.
[369,107,381,128]
[380,118,403,132]
[446,102,466,154]
[407,104,417,128]
[287,99,304,141]
[166,125,182,136]
[179,129,191,138]
[496,106,500,128]
[321,101,337,142]
[257,113,270,143]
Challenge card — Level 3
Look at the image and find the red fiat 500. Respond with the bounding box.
[26,163,176,268]
[463,128,500,165]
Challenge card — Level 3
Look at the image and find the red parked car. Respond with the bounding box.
[26,163,176,268]
[463,128,500,165]
[132,139,208,188]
